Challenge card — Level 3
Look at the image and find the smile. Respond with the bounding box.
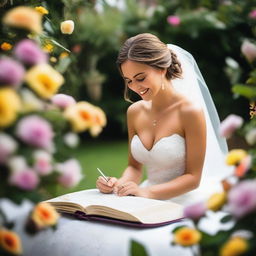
[139,88,149,95]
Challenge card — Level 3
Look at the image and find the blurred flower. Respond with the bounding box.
[33,150,52,176]
[89,106,107,137]
[50,57,57,63]
[0,229,22,255]
[234,155,252,178]
[71,44,82,54]
[35,6,49,15]
[16,115,54,149]
[219,114,243,139]
[0,133,17,164]
[20,88,44,113]
[220,237,248,256]
[231,230,253,240]
[245,128,256,145]
[183,202,207,220]
[0,58,25,87]
[9,168,39,190]
[25,64,64,99]
[173,227,201,246]
[0,88,21,128]
[7,155,27,173]
[51,93,76,109]
[3,6,43,34]
[249,9,256,19]
[59,52,69,59]
[64,101,96,132]
[226,149,247,166]
[1,42,12,51]
[241,40,256,63]
[56,159,83,188]
[167,15,181,26]
[207,192,227,211]
[43,43,54,53]
[63,132,79,148]
[227,179,256,218]
[14,39,48,66]
[31,202,59,228]
[60,20,75,34]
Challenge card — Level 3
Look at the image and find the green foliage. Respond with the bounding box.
[130,240,148,256]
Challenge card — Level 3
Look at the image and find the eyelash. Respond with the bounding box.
[127,77,145,85]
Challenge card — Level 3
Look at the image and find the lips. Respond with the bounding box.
[139,88,149,95]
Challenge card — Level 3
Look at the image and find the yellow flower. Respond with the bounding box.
[31,202,60,228]
[43,43,54,53]
[220,237,248,256]
[226,149,247,166]
[0,229,22,255]
[3,6,43,34]
[35,6,49,15]
[25,64,64,99]
[89,106,107,137]
[59,52,69,59]
[173,227,201,246]
[0,88,21,128]
[60,20,75,34]
[64,101,96,132]
[1,42,12,51]
[207,192,227,211]
[50,57,57,63]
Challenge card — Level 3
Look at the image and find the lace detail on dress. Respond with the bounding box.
[131,134,186,185]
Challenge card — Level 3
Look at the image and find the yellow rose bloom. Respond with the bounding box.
[31,202,60,228]
[0,88,21,128]
[64,101,96,132]
[89,106,107,137]
[173,227,201,246]
[3,6,43,34]
[1,42,12,51]
[59,52,69,59]
[25,64,64,99]
[43,43,54,53]
[60,20,75,34]
[220,237,248,256]
[207,192,227,211]
[226,149,247,166]
[0,229,22,255]
[35,6,49,15]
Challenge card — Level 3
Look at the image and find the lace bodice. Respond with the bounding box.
[131,134,186,186]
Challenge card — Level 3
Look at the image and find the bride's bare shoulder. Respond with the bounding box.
[127,100,148,116]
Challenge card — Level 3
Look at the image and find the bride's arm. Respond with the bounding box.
[148,103,207,200]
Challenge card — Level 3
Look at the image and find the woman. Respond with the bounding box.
[96,33,231,205]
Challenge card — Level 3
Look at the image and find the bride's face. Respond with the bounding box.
[121,60,163,101]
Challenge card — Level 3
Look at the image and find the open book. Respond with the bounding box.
[46,189,184,228]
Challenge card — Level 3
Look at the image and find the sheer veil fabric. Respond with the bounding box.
[167,44,233,194]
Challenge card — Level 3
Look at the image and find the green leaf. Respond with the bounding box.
[220,214,233,223]
[232,84,256,99]
[171,225,188,233]
[130,240,148,256]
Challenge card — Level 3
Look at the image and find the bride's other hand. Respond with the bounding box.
[96,176,118,194]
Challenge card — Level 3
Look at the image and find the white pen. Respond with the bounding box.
[97,168,109,182]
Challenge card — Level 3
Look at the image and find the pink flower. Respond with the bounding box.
[16,115,54,149]
[227,179,256,218]
[0,133,17,164]
[167,15,181,26]
[14,39,48,65]
[249,9,256,19]
[56,159,83,188]
[234,155,252,178]
[241,40,256,63]
[9,168,39,190]
[0,58,25,87]
[184,202,207,220]
[51,94,76,109]
[33,150,52,175]
[219,114,243,139]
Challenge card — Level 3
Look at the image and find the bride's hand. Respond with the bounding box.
[115,181,151,198]
[96,176,118,194]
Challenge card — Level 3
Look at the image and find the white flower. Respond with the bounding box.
[241,40,256,63]
[60,20,74,34]
[245,128,256,145]
[64,132,79,148]
[0,133,18,163]
[20,88,44,112]
[33,150,53,175]
[8,155,27,173]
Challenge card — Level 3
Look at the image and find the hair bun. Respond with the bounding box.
[166,49,182,80]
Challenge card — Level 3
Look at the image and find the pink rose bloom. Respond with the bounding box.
[56,159,83,188]
[167,15,181,26]
[14,39,48,65]
[33,150,53,175]
[219,114,243,139]
[0,58,25,87]
[249,9,256,19]
[184,201,207,220]
[0,133,17,164]
[227,179,256,218]
[16,115,54,149]
[51,94,76,109]
[241,40,256,63]
[9,168,39,190]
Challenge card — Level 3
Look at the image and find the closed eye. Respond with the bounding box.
[137,77,145,82]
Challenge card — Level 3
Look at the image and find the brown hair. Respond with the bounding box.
[116,33,182,102]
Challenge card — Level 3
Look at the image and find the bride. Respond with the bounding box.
[96,33,231,205]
